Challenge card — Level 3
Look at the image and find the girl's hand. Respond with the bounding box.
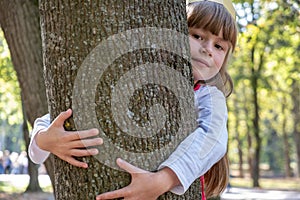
[35,109,103,168]
[96,158,180,200]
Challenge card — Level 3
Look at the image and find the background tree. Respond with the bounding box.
[0,0,55,192]
[228,0,300,186]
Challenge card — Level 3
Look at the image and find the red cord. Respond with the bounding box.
[200,175,206,200]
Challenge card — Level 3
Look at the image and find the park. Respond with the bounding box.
[0,0,299,199]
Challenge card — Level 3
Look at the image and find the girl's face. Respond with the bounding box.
[189,27,230,83]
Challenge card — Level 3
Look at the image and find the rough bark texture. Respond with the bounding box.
[0,0,55,192]
[40,0,200,199]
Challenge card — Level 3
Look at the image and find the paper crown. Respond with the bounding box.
[186,0,236,19]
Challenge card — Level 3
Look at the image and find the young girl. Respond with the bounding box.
[29,0,237,199]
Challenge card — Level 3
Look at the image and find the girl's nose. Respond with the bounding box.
[199,42,212,57]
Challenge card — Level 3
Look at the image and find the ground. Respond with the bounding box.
[2,188,300,200]
[0,192,54,200]
[0,174,300,199]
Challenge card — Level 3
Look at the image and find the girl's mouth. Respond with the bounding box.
[191,57,210,68]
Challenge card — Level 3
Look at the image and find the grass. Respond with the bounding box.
[230,177,300,191]
[0,182,52,194]
[0,181,22,193]
[0,175,52,194]
[229,163,300,191]
[0,175,299,195]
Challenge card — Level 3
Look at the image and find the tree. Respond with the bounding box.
[0,0,55,191]
[291,80,300,177]
[40,0,200,199]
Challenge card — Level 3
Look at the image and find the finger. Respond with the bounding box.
[116,158,146,174]
[66,128,100,141]
[64,137,102,148]
[70,148,99,157]
[63,156,88,168]
[73,138,103,148]
[96,187,128,200]
[52,109,72,127]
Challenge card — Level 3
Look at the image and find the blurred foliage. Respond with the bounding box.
[0,30,24,152]
[228,0,299,177]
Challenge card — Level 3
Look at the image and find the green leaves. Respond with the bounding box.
[228,0,300,177]
[0,30,23,151]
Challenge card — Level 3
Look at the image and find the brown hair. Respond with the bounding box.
[187,1,238,198]
[204,154,230,198]
[188,1,238,97]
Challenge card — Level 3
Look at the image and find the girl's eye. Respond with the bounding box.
[192,34,203,40]
[215,44,224,51]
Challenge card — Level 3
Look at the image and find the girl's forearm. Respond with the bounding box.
[155,167,181,194]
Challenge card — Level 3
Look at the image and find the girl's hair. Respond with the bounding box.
[187,1,237,198]
[187,1,238,97]
[204,153,230,198]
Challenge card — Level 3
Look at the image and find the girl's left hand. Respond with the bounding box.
[96,158,180,200]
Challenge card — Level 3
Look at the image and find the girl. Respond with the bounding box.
[29,0,238,199]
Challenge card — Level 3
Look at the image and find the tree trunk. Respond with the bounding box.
[0,0,55,191]
[21,98,41,192]
[40,0,200,199]
[241,83,253,178]
[251,68,260,188]
[291,80,300,178]
[235,106,244,178]
[231,95,244,177]
[250,47,262,188]
[281,98,292,177]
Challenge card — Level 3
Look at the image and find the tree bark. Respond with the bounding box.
[40,0,200,199]
[0,0,55,191]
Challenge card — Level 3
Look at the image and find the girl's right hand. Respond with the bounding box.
[96,158,180,200]
[35,109,103,168]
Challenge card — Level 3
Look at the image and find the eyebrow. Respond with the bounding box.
[216,37,229,44]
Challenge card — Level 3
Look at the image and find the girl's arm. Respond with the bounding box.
[158,86,228,194]
[28,109,103,168]
[29,113,51,164]
[96,86,228,199]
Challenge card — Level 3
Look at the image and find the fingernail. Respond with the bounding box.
[99,138,103,144]
[92,128,99,134]
[91,149,99,154]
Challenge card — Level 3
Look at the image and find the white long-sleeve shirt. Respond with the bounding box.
[28,85,228,195]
